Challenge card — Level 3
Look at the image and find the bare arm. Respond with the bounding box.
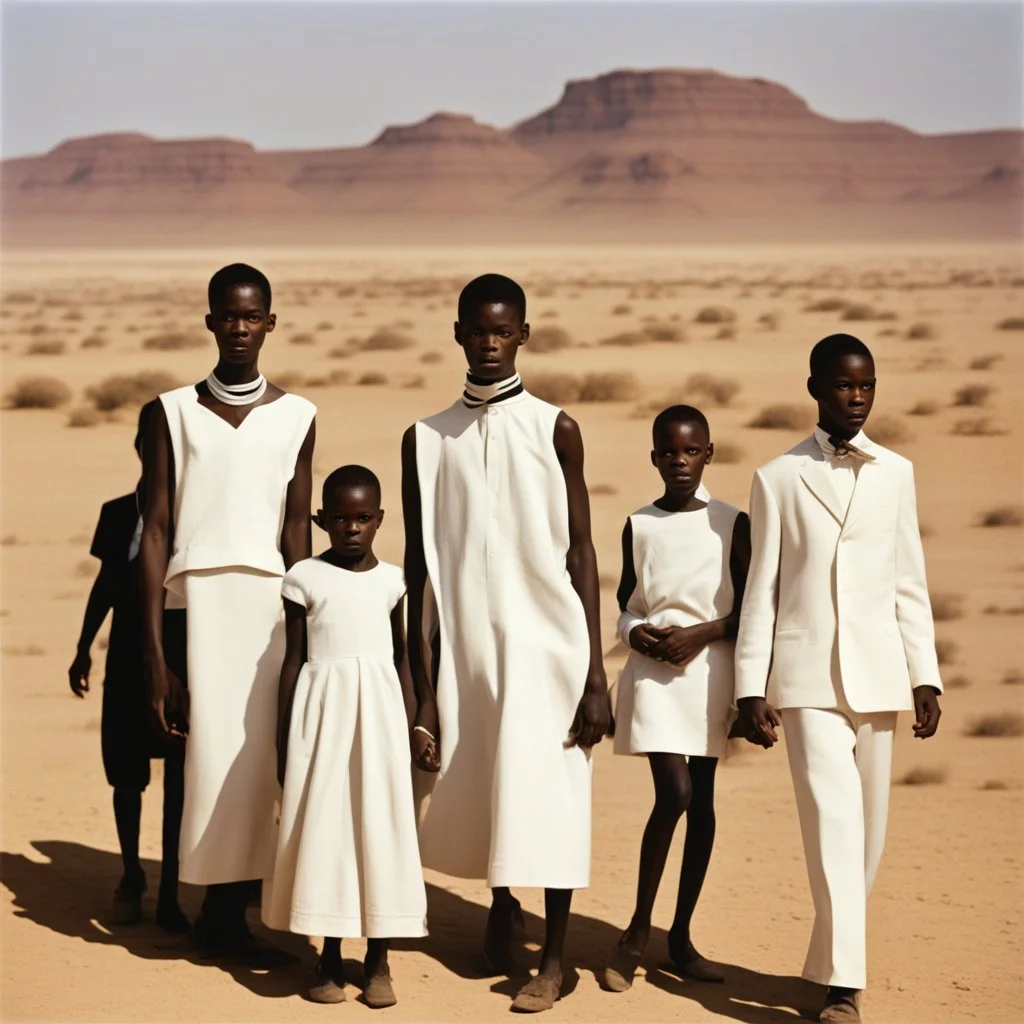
[391,600,415,727]
[281,420,316,570]
[276,597,307,786]
[68,562,115,697]
[554,411,612,748]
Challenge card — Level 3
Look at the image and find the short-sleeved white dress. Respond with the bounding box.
[261,557,427,939]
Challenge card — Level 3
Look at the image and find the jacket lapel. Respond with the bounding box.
[799,450,846,526]
[842,438,883,529]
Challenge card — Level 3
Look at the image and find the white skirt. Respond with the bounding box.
[179,568,283,885]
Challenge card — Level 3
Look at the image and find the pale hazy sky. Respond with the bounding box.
[2,0,1021,159]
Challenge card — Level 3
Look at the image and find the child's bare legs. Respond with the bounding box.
[504,888,571,1012]
[156,747,188,931]
[111,787,145,922]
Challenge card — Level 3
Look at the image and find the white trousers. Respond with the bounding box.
[781,706,897,990]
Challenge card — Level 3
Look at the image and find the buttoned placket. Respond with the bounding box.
[483,407,501,567]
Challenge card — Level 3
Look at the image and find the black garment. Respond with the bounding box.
[91,494,186,790]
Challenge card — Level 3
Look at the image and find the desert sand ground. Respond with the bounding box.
[1,244,1022,1023]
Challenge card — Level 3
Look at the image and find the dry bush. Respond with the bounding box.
[67,407,102,428]
[3,290,36,304]
[75,559,96,577]
[981,780,1010,791]
[757,312,781,331]
[80,335,107,349]
[930,592,965,621]
[27,339,66,356]
[908,400,939,416]
[395,318,415,330]
[979,505,1023,527]
[953,384,993,407]
[600,324,684,347]
[996,317,1024,331]
[579,372,639,403]
[695,306,736,324]
[969,353,1003,371]
[952,417,1006,437]
[142,332,206,351]
[612,303,633,316]
[944,674,971,689]
[842,304,897,322]
[965,712,1024,738]
[274,371,306,389]
[897,765,948,786]
[747,404,810,430]
[86,370,178,411]
[867,415,911,445]
[290,332,316,346]
[905,322,936,340]
[1002,670,1024,686]
[645,323,685,343]
[358,328,416,352]
[714,325,737,341]
[804,297,848,313]
[686,372,741,407]
[357,372,388,386]
[328,346,351,359]
[935,638,958,665]
[539,310,559,319]
[528,326,574,354]
[528,373,582,404]
[315,321,334,332]
[712,441,744,464]
[3,644,45,657]
[420,351,444,364]
[326,370,351,386]
[5,376,73,409]
[403,375,426,390]
[0,535,18,546]
[25,323,50,336]
[61,309,84,321]
[590,484,618,496]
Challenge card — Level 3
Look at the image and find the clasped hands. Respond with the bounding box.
[629,621,714,668]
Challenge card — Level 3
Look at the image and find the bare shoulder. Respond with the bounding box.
[552,409,583,456]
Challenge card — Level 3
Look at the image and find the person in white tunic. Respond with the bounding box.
[735,335,943,1024]
[601,405,751,994]
[141,264,316,965]
[402,274,613,1014]
[263,465,427,1009]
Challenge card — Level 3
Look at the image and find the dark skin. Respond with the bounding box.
[139,280,314,950]
[401,299,612,989]
[276,481,407,986]
[613,417,751,969]
[737,351,942,747]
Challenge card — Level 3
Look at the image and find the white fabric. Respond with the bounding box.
[462,372,523,408]
[205,371,267,406]
[179,568,284,885]
[735,433,942,713]
[614,500,741,758]
[782,705,896,989]
[414,390,592,889]
[262,558,427,939]
[159,386,316,590]
[813,425,864,516]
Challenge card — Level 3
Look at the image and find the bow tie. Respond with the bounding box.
[827,435,875,462]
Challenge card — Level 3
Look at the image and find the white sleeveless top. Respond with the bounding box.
[159,386,316,592]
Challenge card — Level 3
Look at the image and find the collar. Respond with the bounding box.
[462,372,524,408]
[814,425,870,459]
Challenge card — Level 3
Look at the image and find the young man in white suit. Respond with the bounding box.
[735,334,942,1023]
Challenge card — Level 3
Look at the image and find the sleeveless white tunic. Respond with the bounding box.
[159,386,316,885]
[414,390,592,889]
[262,558,427,939]
[614,499,741,759]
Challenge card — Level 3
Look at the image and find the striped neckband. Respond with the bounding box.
[462,372,524,408]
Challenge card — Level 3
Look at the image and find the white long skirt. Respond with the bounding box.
[179,568,283,885]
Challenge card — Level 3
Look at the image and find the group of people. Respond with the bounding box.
[70,264,943,1022]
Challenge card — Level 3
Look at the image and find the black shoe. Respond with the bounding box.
[110,869,147,925]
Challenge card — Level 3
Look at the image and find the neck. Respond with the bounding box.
[655,486,705,513]
[322,548,377,573]
[818,418,858,442]
[213,360,260,385]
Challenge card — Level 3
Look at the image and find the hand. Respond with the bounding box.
[912,685,942,739]
[737,696,781,748]
[628,623,672,659]
[412,702,441,773]
[149,663,188,743]
[568,671,613,749]
[650,623,714,668]
[68,649,91,698]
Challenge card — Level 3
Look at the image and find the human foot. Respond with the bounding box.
[190,917,298,969]
[601,932,646,992]
[511,971,562,1013]
[819,987,861,1022]
[309,957,347,1004]
[155,896,191,934]
[110,868,147,925]
[483,896,523,975]
[667,932,725,983]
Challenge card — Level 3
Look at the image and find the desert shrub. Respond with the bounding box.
[5,376,72,409]
[539,310,558,319]
[908,400,938,416]
[315,321,334,332]
[528,373,582,404]
[25,323,50,336]
[3,290,36,304]
[420,351,444,364]
[528,327,573,354]
[953,384,992,407]
[27,339,66,356]
[0,535,19,546]
[869,415,912,445]
[981,780,1009,791]
[290,332,316,346]
[930,592,964,621]
[327,370,350,386]
[965,712,1024,738]
[944,674,971,689]
[645,323,685,343]
[579,372,638,403]
[695,306,736,324]
[905,322,936,340]
[61,309,84,321]
[273,371,306,389]
[358,328,415,352]
[996,317,1024,331]
[612,303,632,316]
[714,325,736,341]
[757,312,780,331]
[590,484,618,496]
[600,322,684,346]
[67,407,103,428]
[1002,670,1024,686]
[328,346,351,359]
[747,404,810,430]
[842,304,896,322]
[803,297,848,313]
[86,370,179,411]
[357,372,388,386]
[685,372,741,407]
[979,505,1023,527]
[80,335,107,349]
[952,417,1006,437]
[897,765,948,786]
[711,441,744,464]
[142,332,205,350]
[935,638,958,665]
[969,353,1003,371]
[403,375,426,389]
[600,331,646,347]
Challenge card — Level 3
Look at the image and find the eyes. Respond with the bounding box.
[835,380,876,391]
[468,328,514,339]
[660,447,705,457]
[219,312,264,324]
[330,513,375,524]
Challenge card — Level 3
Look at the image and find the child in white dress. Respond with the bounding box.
[262,466,427,1008]
[603,406,750,992]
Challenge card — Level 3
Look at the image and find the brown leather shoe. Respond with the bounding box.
[819,987,861,1022]
[511,972,562,1013]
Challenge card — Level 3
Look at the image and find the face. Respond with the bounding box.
[315,484,383,559]
[454,302,528,380]
[651,419,713,495]
[205,283,275,365]
[808,352,876,436]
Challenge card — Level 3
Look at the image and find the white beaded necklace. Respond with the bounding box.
[205,370,267,406]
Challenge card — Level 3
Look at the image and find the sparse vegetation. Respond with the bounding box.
[527,326,573,354]
[908,400,939,416]
[695,306,736,325]
[600,323,685,347]
[290,332,316,346]
[358,327,416,352]
[954,384,994,407]
[1001,670,1024,686]
[590,484,618,496]
[944,674,971,689]
[757,312,780,331]
[711,441,744,464]
[952,417,1006,437]
[528,371,638,405]
[142,331,206,350]
[67,407,103,428]
[357,372,388,386]
[747,404,810,430]
[86,370,179,411]
[80,335,107,349]
[897,765,948,786]
[868,415,912,445]
[315,321,334,332]
[5,376,73,409]
[965,712,1024,738]
[612,303,632,316]
[403,375,426,389]
[804,297,848,313]
[714,325,736,341]
[841,304,897,322]
[935,638,958,665]
[930,592,965,621]
[996,317,1024,331]
[981,780,1009,791]
[420,351,443,364]
[905,322,936,340]
[969,353,1003,371]
[685,373,741,407]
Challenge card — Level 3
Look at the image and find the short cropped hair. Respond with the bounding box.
[134,398,159,457]
[322,465,382,506]
[208,263,272,312]
[652,404,710,446]
[809,334,873,379]
[457,274,526,323]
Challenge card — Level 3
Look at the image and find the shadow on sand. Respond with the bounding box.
[2,839,817,1020]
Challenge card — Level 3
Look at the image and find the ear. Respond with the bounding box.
[453,321,461,346]
[265,313,277,333]
[705,441,715,464]
[520,322,530,346]
[205,313,215,333]
[806,375,818,400]
[376,509,385,527]
[650,449,658,468]
[312,511,325,531]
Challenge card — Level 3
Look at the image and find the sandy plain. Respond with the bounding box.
[1,244,1022,1023]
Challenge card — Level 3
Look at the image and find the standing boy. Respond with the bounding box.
[402,274,612,1013]
[735,334,942,1023]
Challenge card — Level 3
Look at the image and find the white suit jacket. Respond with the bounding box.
[734,433,942,713]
